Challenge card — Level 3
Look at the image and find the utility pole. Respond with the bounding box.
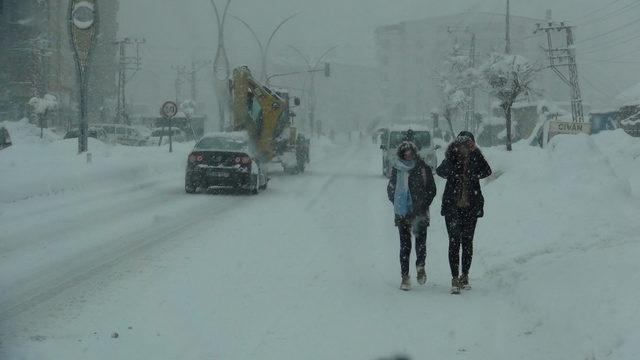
[505,0,511,54]
[535,21,585,122]
[286,45,336,138]
[187,60,212,103]
[446,27,477,134]
[114,37,144,124]
[465,32,477,132]
[172,65,187,104]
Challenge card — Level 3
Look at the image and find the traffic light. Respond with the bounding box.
[324,62,331,77]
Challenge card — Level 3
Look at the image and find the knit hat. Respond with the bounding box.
[397,141,418,158]
[457,131,475,143]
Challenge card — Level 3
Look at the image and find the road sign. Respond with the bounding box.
[72,1,96,29]
[161,101,178,119]
[160,101,179,153]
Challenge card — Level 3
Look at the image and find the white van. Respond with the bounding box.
[380,125,439,177]
[95,124,149,146]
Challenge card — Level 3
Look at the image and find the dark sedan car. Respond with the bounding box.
[185,132,268,194]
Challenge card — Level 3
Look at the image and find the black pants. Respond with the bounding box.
[445,208,478,278]
[397,218,427,276]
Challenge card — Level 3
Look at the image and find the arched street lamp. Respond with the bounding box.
[231,13,299,82]
[209,0,232,131]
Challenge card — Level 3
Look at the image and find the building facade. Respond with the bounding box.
[375,12,567,131]
[0,0,119,128]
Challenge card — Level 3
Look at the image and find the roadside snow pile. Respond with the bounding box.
[591,129,640,197]
[2,118,61,144]
[0,120,193,204]
[476,131,640,360]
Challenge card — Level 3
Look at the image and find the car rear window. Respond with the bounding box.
[195,137,247,151]
[389,130,431,148]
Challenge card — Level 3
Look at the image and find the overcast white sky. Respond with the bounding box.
[119,0,640,109]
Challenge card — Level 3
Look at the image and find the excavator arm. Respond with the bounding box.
[232,66,286,161]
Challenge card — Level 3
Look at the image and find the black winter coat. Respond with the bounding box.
[436,149,492,218]
[387,159,437,224]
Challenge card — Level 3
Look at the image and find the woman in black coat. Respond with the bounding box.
[387,141,437,291]
[436,131,492,294]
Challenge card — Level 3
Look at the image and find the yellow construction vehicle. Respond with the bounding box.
[231,66,309,173]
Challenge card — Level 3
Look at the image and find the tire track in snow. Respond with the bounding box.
[0,192,247,324]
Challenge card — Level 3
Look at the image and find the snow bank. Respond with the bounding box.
[476,131,640,359]
[2,118,61,144]
[0,119,193,204]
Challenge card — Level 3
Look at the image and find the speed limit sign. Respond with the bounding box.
[160,101,178,119]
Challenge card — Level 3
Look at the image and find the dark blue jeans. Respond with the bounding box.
[397,217,427,276]
[445,208,478,278]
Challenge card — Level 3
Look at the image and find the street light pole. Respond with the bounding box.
[69,0,99,155]
[231,13,299,83]
[287,45,337,138]
[210,0,232,132]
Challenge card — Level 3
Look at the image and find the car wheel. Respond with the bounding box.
[185,176,198,194]
[259,171,268,190]
[250,175,259,195]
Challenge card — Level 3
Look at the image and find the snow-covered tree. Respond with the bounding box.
[180,99,196,118]
[481,53,539,151]
[29,94,58,116]
[28,94,58,139]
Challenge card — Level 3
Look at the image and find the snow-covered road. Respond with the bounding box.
[2,132,640,359]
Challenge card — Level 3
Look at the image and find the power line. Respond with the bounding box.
[574,0,629,22]
[582,57,640,64]
[579,32,640,54]
[588,44,640,62]
[580,74,613,100]
[577,15,640,45]
[577,1,640,26]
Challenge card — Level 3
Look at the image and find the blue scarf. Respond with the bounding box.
[393,159,415,216]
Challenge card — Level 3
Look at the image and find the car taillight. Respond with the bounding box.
[235,155,251,165]
[189,153,204,163]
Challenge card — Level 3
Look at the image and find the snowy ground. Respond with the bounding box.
[1,121,639,359]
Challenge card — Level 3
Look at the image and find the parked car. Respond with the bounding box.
[0,126,12,150]
[184,132,268,194]
[94,124,149,146]
[63,127,108,142]
[149,128,187,146]
[380,125,439,177]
